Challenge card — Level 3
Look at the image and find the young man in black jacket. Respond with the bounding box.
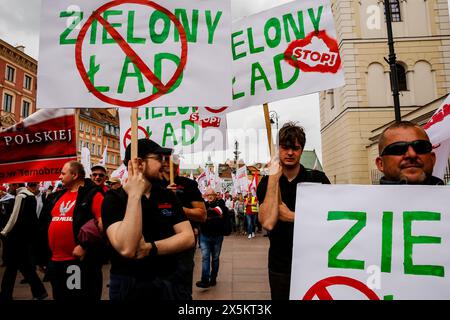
[257,122,330,300]
[376,121,445,185]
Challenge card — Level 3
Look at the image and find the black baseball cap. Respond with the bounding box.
[124,139,173,166]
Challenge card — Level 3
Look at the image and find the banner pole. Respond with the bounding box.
[263,103,274,158]
[74,108,80,162]
[131,108,138,160]
[170,155,174,184]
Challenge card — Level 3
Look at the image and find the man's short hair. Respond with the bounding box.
[278,122,306,149]
[67,161,86,180]
[378,121,430,154]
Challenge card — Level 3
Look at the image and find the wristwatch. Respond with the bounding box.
[149,241,158,257]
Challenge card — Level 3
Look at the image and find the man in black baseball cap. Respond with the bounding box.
[102,138,195,300]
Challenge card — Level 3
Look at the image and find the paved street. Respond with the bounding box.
[0,232,271,300]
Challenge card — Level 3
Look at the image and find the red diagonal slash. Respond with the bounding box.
[75,0,187,107]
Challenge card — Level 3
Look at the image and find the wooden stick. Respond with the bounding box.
[170,155,174,184]
[131,108,138,160]
[263,103,274,158]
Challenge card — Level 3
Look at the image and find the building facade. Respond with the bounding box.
[320,0,450,184]
[0,39,37,129]
[77,108,121,174]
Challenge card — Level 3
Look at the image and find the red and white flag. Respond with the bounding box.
[0,109,76,183]
[248,172,259,197]
[424,95,450,180]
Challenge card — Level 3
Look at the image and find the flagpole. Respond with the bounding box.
[75,108,80,162]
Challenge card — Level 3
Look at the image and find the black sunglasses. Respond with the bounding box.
[381,140,432,156]
[92,173,105,178]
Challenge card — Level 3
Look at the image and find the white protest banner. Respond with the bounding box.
[119,107,227,157]
[232,0,344,109]
[291,184,450,300]
[38,0,232,108]
[236,165,248,194]
[0,109,76,183]
[424,95,450,180]
[80,146,92,177]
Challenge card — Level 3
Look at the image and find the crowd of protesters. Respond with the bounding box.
[0,120,445,301]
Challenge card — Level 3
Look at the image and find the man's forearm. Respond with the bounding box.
[259,176,280,231]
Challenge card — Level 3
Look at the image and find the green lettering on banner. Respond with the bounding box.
[59,10,83,45]
[381,211,393,273]
[162,123,178,146]
[165,107,176,117]
[118,56,145,94]
[174,9,199,42]
[152,108,163,119]
[247,28,264,54]
[232,77,245,100]
[149,10,171,44]
[231,31,247,61]
[177,107,193,115]
[403,211,444,277]
[251,63,272,96]
[127,11,145,44]
[273,53,298,90]
[308,6,324,32]
[152,53,183,94]
[90,19,98,44]
[283,12,305,42]
[327,211,366,270]
[205,10,222,44]
[102,10,123,44]
[87,55,110,92]
[181,120,199,146]
[264,18,282,49]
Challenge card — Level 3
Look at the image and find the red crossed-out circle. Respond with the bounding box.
[75,0,188,107]
[123,126,149,149]
[303,276,380,300]
[204,106,228,113]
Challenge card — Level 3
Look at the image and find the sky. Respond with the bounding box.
[5,0,440,168]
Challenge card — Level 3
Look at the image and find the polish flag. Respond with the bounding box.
[424,95,450,180]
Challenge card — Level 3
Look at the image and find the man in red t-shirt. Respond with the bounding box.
[46,161,105,300]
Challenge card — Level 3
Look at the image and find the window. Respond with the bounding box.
[5,65,15,82]
[79,140,83,152]
[24,75,32,90]
[86,142,90,150]
[92,126,96,136]
[3,93,13,112]
[21,100,30,117]
[396,63,407,91]
[80,122,84,132]
[97,145,101,156]
[389,0,401,22]
[98,128,102,136]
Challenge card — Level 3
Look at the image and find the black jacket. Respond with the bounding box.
[200,199,228,237]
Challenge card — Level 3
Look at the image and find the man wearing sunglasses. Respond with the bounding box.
[91,164,109,193]
[257,122,331,300]
[376,121,444,185]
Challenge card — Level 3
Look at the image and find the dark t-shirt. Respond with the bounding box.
[257,165,330,274]
[161,176,203,230]
[102,186,187,279]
